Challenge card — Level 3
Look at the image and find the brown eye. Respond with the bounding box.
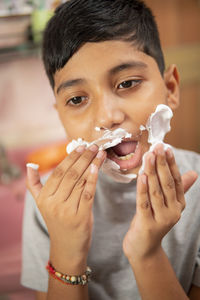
[118,79,141,89]
[66,96,87,106]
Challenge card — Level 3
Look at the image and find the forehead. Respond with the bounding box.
[54,40,159,90]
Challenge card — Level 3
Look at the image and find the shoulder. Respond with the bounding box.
[172,148,200,224]
[172,148,200,233]
[173,147,200,174]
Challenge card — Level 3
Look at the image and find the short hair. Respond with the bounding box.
[43,0,165,88]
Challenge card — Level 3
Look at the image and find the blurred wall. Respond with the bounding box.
[0,55,66,149]
[146,0,200,153]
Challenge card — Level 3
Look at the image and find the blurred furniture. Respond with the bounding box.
[0,141,67,299]
[0,13,39,63]
[0,147,35,299]
[0,14,31,49]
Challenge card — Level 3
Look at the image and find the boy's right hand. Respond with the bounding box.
[26,144,106,273]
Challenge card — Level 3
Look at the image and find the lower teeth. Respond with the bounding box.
[109,149,135,160]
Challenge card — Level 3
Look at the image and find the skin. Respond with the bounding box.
[26,40,199,300]
[54,41,171,174]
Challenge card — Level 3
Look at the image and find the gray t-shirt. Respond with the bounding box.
[21,148,200,299]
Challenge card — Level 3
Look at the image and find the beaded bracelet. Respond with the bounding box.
[46,261,92,286]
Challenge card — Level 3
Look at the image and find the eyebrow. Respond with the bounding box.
[109,61,148,76]
[56,60,148,94]
[57,78,85,94]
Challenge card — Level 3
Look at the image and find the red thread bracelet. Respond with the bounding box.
[46,261,92,286]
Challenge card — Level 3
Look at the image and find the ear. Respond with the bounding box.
[164,64,180,110]
[53,103,57,110]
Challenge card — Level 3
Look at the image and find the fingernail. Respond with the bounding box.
[90,163,98,174]
[96,150,105,159]
[89,144,98,152]
[26,163,39,170]
[76,145,86,153]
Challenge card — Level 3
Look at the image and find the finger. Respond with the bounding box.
[26,163,43,199]
[54,144,99,201]
[154,144,176,208]
[181,171,198,193]
[77,150,106,215]
[43,145,86,196]
[166,149,198,195]
[136,174,153,219]
[144,152,165,214]
[165,148,185,209]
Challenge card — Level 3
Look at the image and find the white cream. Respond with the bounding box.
[101,159,137,183]
[66,127,137,183]
[139,104,173,174]
[66,128,132,153]
[66,104,173,183]
[26,163,39,170]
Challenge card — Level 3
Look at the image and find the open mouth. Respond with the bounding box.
[106,140,142,170]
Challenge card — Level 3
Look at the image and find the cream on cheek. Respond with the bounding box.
[139,104,173,174]
[65,104,173,184]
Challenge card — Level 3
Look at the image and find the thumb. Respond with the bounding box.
[182,171,198,194]
[26,163,43,198]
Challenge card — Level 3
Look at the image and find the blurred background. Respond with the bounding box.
[0,0,199,299]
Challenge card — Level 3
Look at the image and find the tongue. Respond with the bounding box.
[111,141,137,156]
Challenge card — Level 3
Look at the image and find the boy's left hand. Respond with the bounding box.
[123,144,198,263]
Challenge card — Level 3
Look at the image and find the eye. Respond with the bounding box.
[66,96,88,106]
[118,79,141,89]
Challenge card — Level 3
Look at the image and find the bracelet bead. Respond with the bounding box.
[55,271,62,278]
[46,261,92,286]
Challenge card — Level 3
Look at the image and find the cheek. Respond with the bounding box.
[58,109,94,141]
[126,83,167,125]
[125,102,155,127]
[141,77,167,102]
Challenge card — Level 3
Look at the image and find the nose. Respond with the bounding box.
[97,95,125,130]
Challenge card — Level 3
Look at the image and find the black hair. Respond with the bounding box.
[42,0,165,89]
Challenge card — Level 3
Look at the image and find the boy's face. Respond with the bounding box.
[54,40,179,175]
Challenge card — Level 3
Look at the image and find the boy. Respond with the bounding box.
[21,1,200,299]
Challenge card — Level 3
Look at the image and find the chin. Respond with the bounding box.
[120,165,141,176]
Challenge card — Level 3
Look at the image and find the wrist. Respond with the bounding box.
[46,261,92,286]
[128,245,164,268]
[50,246,88,275]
